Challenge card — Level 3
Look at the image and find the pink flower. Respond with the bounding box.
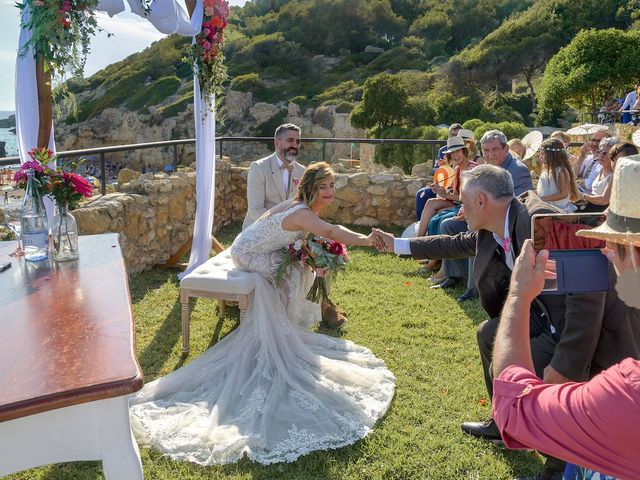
[203,28,211,36]
[68,173,93,197]
[205,6,215,16]
[203,41,212,50]
[13,170,26,183]
[62,0,72,12]
[293,178,300,187]
[204,0,215,7]
[21,160,44,173]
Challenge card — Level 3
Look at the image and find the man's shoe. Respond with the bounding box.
[457,288,478,302]
[430,277,459,290]
[513,467,564,480]
[461,418,503,444]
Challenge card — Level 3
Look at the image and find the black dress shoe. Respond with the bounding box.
[457,288,478,302]
[513,467,564,480]
[461,418,503,444]
[429,277,460,290]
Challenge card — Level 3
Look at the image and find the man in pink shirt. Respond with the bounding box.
[491,154,640,479]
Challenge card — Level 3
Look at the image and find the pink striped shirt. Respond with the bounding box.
[493,358,640,479]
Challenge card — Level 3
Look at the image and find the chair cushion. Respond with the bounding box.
[180,249,255,294]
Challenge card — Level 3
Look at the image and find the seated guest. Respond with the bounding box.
[416,136,478,237]
[492,154,640,479]
[459,128,483,163]
[415,123,462,221]
[573,129,609,187]
[578,137,618,212]
[549,130,576,166]
[507,138,526,161]
[536,138,580,213]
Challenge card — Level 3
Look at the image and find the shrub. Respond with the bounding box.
[126,76,182,110]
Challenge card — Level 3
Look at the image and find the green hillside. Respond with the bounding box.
[63,0,639,131]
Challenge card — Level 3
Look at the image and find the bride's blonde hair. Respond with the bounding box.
[295,162,334,206]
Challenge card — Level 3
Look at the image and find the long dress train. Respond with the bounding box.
[129,204,396,465]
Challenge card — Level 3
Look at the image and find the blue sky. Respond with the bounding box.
[0,0,247,111]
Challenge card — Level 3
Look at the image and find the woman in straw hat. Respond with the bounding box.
[490,154,640,479]
[416,136,479,238]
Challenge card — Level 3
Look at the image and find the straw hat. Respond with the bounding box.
[458,129,475,141]
[577,154,640,246]
[443,136,466,154]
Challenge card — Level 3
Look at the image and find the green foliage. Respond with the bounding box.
[537,28,640,125]
[316,80,359,105]
[254,108,288,145]
[126,76,181,110]
[229,72,265,93]
[462,118,485,132]
[473,121,529,141]
[158,92,194,120]
[335,102,355,113]
[66,35,189,123]
[375,125,446,172]
[350,73,408,134]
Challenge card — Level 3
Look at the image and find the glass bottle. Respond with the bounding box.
[51,204,79,262]
[20,170,49,262]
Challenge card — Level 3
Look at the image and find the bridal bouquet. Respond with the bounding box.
[275,234,350,303]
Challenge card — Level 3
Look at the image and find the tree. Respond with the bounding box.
[350,73,408,133]
[537,28,640,124]
[458,0,634,112]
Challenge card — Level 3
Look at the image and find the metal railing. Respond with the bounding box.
[0,137,448,195]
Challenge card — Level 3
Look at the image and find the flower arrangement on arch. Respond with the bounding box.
[17,0,103,81]
[185,0,230,99]
[275,234,350,303]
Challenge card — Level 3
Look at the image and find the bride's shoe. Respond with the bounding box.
[321,300,347,328]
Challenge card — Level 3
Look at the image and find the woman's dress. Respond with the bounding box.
[129,204,396,465]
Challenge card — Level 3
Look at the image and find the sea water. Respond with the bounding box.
[0,110,18,157]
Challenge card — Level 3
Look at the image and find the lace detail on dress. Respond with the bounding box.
[129,201,396,466]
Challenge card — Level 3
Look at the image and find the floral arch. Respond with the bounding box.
[15,0,229,275]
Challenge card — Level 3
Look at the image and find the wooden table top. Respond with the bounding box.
[0,234,143,422]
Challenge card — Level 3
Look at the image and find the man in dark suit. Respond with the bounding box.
[372,165,612,479]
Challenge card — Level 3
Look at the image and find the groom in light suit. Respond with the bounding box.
[242,123,306,230]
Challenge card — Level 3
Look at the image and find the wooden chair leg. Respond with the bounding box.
[181,299,190,353]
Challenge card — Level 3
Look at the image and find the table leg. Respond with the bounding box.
[99,396,143,480]
[0,396,142,479]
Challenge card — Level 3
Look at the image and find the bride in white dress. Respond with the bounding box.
[129,162,396,465]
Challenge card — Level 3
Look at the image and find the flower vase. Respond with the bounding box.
[52,204,79,262]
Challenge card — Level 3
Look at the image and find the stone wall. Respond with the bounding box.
[71,160,426,273]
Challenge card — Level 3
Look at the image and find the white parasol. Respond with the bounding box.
[521,130,543,160]
[566,124,610,136]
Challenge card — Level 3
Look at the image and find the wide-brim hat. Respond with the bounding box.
[577,154,640,246]
[458,128,475,141]
[443,136,466,154]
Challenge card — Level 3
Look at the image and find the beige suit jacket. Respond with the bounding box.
[243,153,306,230]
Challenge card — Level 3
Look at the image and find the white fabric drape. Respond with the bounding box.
[96,0,125,16]
[15,7,55,163]
[179,82,216,279]
[127,0,203,35]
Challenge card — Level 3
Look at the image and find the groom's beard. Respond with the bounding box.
[284,148,298,163]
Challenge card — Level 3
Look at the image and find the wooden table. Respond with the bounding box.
[0,234,144,478]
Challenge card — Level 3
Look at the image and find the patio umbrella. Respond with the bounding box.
[566,124,609,136]
[521,130,543,161]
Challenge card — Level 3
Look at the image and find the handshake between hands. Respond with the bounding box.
[369,229,395,253]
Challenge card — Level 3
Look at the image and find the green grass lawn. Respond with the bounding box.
[8,224,544,480]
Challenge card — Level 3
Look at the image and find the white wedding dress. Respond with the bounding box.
[129,204,396,465]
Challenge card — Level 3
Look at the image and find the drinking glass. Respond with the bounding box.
[3,203,23,257]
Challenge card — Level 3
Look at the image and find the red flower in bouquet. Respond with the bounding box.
[275,234,350,303]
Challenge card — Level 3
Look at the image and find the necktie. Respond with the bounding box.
[281,162,293,197]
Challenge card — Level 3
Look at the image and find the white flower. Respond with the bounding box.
[293,239,303,250]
